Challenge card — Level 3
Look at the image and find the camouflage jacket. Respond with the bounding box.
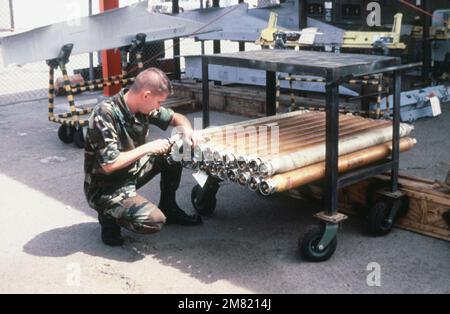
[84,88,174,210]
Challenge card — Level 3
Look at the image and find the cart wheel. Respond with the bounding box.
[367,198,396,236]
[73,127,85,149]
[58,125,76,144]
[191,184,217,216]
[299,224,337,262]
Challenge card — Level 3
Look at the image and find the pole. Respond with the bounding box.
[391,70,401,192]
[422,0,432,83]
[202,57,210,128]
[200,0,205,55]
[266,71,277,116]
[212,0,221,54]
[325,70,339,217]
[99,0,121,96]
[238,0,245,51]
[8,0,14,31]
[88,0,94,82]
[299,0,307,30]
[173,0,181,80]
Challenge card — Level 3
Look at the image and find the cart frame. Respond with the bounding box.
[198,49,421,261]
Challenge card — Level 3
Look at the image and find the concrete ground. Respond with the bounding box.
[0,92,449,294]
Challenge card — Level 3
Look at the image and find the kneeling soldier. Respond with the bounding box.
[84,68,202,246]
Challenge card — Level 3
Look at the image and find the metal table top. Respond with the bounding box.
[204,50,400,79]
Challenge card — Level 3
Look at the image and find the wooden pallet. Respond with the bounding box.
[161,96,196,111]
[172,81,358,114]
[287,173,450,242]
[339,174,450,242]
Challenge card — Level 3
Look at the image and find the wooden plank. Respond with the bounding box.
[161,96,196,111]
[173,81,357,108]
[338,174,450,242]
[298,173,450,242]
[376,174,450,204]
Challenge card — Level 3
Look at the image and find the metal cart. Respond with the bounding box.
[191,49,421,262]
[47,34,147,148]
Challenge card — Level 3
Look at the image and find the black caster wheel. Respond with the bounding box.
[58,125,76,144]
[367,198,396,236]
[191,184,217,216]
[299,224,337,262]
[73,127,85,149]
[443,210,450,229]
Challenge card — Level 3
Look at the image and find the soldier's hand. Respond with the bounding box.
[146,139,171,155]
[184,130,204,148]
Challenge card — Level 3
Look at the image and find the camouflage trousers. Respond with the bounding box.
[97,156,182,234]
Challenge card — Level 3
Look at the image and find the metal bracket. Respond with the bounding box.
[129,33,147,54]
[317,223,338,251]
[57,43,74,66]
[314,211,348,224]
[45,58,59,69]
[45,43,73,69]
[377,189,407,223]
[378,189,405,199]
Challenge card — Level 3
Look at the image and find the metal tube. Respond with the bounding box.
[200,110,311,137]
[229,117,327,155]
[202,111,376,147]
[237,118,390,158]
[259,137,417,196]
[214,117,390,164]
[194,114,392,166]
[248,176,262,191]
[226,168,239,182]
[238,172,251,186]
[208,113,347,155]
[258,123,414,176]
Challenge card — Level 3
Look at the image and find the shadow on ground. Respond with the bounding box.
[3,99,450,293]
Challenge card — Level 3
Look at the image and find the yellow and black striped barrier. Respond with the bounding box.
[347,79,381,86]
[55,74,135,95]
[48,44,145,129]
[46,35,147,147]
[278,75,382,85]
[278,72,389,119]
[278,75,326,83]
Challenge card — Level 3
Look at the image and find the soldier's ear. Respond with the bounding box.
[143,90,152,99]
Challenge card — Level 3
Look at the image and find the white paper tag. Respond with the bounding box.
[325,1,333,9]
[430,96,442,117]
[192,171,209,188]
[299,27,318,45]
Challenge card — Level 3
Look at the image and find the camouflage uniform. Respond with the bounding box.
[84,88,179,234]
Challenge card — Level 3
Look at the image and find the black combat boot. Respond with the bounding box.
[158,160,202,226]
[98,213,124,246]
[159,186,202,225]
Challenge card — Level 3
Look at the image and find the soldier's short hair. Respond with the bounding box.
[129,68,173,95]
